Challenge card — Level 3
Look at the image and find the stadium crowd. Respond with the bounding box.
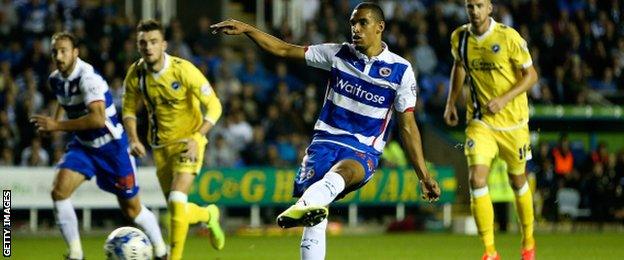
[1,0,623,223]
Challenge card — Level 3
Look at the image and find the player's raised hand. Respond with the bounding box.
[210,19,251,35]
[443,104,459,126]
[129,141,147,158]
[420,177,441,203]
[30,115,59,132]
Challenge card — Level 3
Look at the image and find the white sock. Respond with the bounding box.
[514,182,530,196]
[168,191,188,203]
[298,171,346,207]
[470,186,489,198]
[300,218,327,260]
[133,205,167,257]
[54,199,82,259]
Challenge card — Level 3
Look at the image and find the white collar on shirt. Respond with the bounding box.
[469,17,496,41]
[60,58,85,81]
[143,52,170,77]
[349,41,392,62]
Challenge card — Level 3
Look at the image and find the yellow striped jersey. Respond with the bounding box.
[451,18,533,129]
[122,53,222,146]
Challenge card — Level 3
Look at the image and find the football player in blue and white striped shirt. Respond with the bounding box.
[30,32,166,260]
[213,2,441,259]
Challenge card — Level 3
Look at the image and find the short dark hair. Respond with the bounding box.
[137,19,165,36]
[355,2,385,22]
[51,32,78,48]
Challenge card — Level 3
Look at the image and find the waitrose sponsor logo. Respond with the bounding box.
[336,79,386,105]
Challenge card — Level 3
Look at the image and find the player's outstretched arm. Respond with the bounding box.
[30,101,106,132]
[211,19,305,59]
[397,111,441,202]
[444,60,466,127]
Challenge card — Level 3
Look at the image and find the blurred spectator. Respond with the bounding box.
[300,98,319,134]
[591,141,611,167]
[587,162,612,225]
[168,29,193,60]
[589,67,618,95]
[240,84,259,124]
[0,144,14,165]
[206,134,239,168]
[266,144,287,168]
[0,0,18,39]
[271,62,303,92]
[18,77,44,112]
[214,65,242,102]
[241,125,268,166]
[552,134,574,184]
[109,77,124,113]
[191,15,219,57]
[237,48,271,102]
[221,110,253,152]
[20,136,49,166]
[301,22,325,45]
[18,0,49,38]
[275,134,298,165]
[411,35,437,76]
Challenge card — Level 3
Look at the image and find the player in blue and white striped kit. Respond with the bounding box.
[212,2,441,259]
[30,32,166,260]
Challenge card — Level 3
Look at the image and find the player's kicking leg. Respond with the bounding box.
[51,169,86,260]
[276,205,328,228]
[277,158,364,260]
[276,168,347,229]
[117,195,168,259]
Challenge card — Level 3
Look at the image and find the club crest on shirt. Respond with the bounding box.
[87,86,98,96]
[379,67,392,77]
[366,158,374,172]
[491,44,500,53]
[298,168,315,182]
[171,81,181,90]
[466,139,475,149]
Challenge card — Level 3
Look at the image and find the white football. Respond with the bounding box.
[104,226,153,260]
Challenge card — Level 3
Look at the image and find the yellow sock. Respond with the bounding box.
[187,203,210,224]
[169,193,190,260]
[515,183,535,250]
[471,187,496,255]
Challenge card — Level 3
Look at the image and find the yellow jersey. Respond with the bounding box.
[122,53,222,146]
[451,18,533,129]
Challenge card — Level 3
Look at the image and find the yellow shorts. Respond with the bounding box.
[153,133,208,192]
[464,121,531,175]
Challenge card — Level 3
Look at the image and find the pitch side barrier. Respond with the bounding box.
[1,166,455,230]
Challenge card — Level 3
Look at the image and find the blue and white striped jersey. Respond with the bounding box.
[49,58,125,148]
[305,43,418,155]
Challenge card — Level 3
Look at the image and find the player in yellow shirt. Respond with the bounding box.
[122,19,224,259]
[444,1,538,260]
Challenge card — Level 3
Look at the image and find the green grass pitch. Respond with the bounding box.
[10,232,624,259]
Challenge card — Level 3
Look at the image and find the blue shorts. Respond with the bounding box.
[293,142,379,200]
[58,137,139,199]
